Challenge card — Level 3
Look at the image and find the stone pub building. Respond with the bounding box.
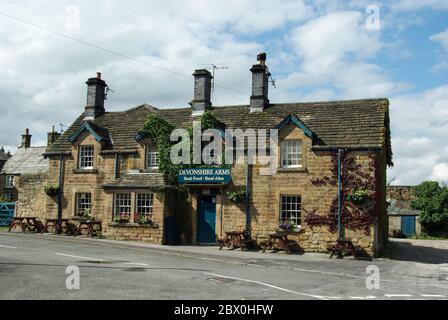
[43,53,392,256]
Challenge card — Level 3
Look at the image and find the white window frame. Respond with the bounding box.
[79,145,94,169]
[146,144,159,169]
[280,195,301,227]
[281,140,303,168]
[136,193,154,220]
[5,175,14,188]
[75,193,92,216]
[114,193,132,215]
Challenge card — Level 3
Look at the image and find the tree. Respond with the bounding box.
[411,181,448,234]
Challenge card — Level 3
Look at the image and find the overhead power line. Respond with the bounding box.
[0,10,249,97]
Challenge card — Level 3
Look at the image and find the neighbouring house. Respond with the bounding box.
[0,147,11,200]
[43,53,392,256]
[0,128,58,215]
[387,186,421,237]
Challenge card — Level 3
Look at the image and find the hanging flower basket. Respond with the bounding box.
[44,185,60,197]
[347,190,369,205]
[226,189,246,203]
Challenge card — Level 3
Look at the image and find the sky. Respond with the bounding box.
[0,0,447,186]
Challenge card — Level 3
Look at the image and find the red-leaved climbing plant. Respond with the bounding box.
[305,151,380,235]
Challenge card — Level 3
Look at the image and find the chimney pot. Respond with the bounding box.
[190,69,213,116]
[250,53,270,113]
[84,72,107,120]
[21,128,32,148]
[47,126,61,147]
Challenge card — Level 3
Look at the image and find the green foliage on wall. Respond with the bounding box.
[139,111,228,186]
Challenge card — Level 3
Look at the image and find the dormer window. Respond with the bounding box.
[79,145,94,169]
[281,140,302,168]
[146,144,159,169]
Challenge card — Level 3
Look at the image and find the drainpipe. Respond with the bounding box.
[114,153,119,179]
[337,149,343,240]
[57,154,64,219]
[245,162,251,238]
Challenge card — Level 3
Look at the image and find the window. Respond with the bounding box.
[114,193,132,215]
[79,145,94,169]
[136,193,154,222]
[5,193,14,201]
[280,196,301,226]
[146,144,159,168]
[75,193,91,216]
[5,175,14,188]
[281,140,302,168]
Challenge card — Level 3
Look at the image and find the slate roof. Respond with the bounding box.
[102,173,166,188]
[387,199,421,216]
[1,147,49,175]
[45,99,392,165]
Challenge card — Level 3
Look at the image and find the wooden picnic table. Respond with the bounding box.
[8,216,43,233]
[74,220,102,238]
[261,231,298,254]
[328,238,358,259]
[218,231,256,250]
[43,218,74,235]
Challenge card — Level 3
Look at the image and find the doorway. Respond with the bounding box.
[197,195,216,243]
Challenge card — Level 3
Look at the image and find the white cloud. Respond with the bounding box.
[388,85,448,185]
[390,0,448,12]
[430,28,448,72]
[285,11,408,99]
[430,163,448,183]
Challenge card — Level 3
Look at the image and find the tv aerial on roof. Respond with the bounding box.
[196,63,229,93]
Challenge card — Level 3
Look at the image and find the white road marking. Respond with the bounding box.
[0,244,17,249]
[349,296,377,299]
[55,253,105,262]
[421,294,445,298]
[204,272,333,300]
[124,262,148,266]
[384,294,413,298]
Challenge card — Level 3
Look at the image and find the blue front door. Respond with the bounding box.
[401,215,416,236]
[197,196,216,243]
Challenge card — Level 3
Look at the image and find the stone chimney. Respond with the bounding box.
[47,125,61,146]
[190,69,213,116]
[20,128,31,148]
[249,52,270,113]
[84,72,107,120]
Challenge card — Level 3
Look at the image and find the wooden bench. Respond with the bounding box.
[260,231,298,254]
[218,231,257,250]
[328,238,358,259]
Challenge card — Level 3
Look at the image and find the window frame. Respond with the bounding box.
[280,140,303,168]
[114,193,132,216]
[5,175,14,188]
[279,195,302,227]
[4,192,14,201]
[135,192,154,222]
[75,192,92,216]
[146,144,159,169]
[78,145,95,169]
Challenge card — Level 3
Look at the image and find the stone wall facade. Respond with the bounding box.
[213,124,387,256]
[387,186,414,201]
[45,123,388,255]
[47,133,166,243]
[15,173,49,218]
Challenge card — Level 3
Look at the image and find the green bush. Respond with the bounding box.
[411,181,448,234]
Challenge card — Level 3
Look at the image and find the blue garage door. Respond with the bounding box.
[197,196,216,243]
[401,216,416,236]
